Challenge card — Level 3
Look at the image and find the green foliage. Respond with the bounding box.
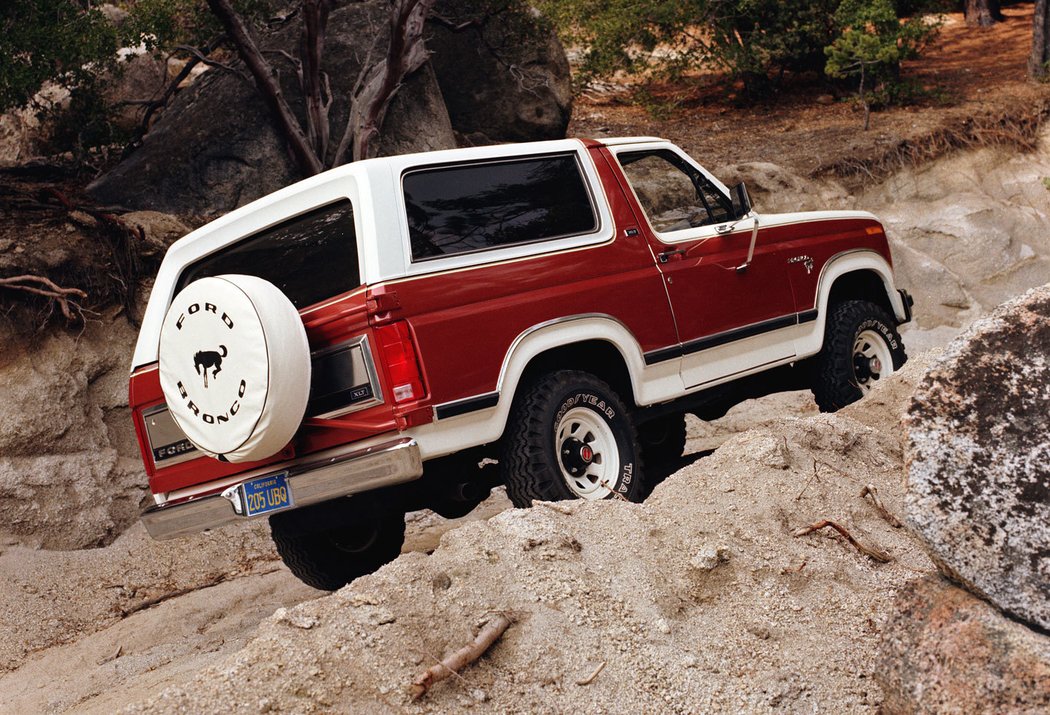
[825,0,939,125]
[124,0,280,50]
[0,0,121,113]
[541,0,941,102]
[705,0,840,82]
[825,0,936,82]
[538,0,704,84]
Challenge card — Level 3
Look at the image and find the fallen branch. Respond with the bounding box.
[860,484,903,528]
[792,519,892,563]
[576,661,606,686]
[0,274,86,321]
[409,613,512,700]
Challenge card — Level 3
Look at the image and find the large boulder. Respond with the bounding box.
[88,1,456,219]
[877,577,1050,714]
[0,313,148,549]
[905,285,1050,630]
[426,5,572,143]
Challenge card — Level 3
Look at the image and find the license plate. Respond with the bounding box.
[241,472,293,517]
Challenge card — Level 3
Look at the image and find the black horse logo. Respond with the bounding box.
[194,345,228,388]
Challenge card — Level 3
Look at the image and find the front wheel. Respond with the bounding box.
[813,300,907,412]
[502,370,645,507]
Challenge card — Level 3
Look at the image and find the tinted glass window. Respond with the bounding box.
[176,200,359,308]
[404,154,597,260]
[617,150,732,231]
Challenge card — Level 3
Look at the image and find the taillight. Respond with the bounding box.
[374,321,425,404]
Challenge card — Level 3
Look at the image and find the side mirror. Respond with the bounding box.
[730,182,752,219]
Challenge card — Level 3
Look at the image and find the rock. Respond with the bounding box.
[121,211,190,258]
[689,545,729,572]
[0,315,147,549]
[104,49,170,133]
[877,576,1050,714]
[88,2,456,219]
[0,83,69,166]
[715,162,854,214]
[905,285,1050,630]
[99,3,130,28]
[426,4,572,142]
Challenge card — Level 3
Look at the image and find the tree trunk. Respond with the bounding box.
[205,0,324,177]
[300,0,332,161]
[965,0,1003,27]
[1031,0,1050,79]
[335,0,436,165]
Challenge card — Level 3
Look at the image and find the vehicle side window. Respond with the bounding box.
[617,149,733,232]
[403,153,597,261]
[176,200,359,308]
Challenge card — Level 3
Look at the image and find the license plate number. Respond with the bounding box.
[241,472,293,517]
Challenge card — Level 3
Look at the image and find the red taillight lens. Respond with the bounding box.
[374,321,425,404]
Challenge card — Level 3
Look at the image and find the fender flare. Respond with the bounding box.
[815,250,908,322]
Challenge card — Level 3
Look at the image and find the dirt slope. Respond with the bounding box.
[108,357,935,714]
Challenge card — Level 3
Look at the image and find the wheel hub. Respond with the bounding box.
[560,438,594,475]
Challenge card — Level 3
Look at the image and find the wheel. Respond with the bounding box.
[502,370,645,507]
[269,497,405,591]
[638,413,687,487]
[813,300,907,412]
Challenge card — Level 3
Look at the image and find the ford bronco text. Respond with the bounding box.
[131,137,913,590]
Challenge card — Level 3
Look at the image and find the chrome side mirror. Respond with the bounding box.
[730,182,752,219]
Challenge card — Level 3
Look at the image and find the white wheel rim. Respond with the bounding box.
[555,407,619,500]
[852,329,895,393]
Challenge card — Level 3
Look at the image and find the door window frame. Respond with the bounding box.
[609,142,749,246]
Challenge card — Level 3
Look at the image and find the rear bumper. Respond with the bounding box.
[141,438,423,540]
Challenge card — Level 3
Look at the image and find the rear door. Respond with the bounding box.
[609,144,797,388]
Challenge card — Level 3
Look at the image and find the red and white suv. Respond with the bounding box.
[130,137,913,589]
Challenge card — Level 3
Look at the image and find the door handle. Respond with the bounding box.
[658,249,687,264]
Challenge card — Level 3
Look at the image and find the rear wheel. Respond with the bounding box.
[813,300,907,412]
[502,370,645,507]
[269,497,405,591]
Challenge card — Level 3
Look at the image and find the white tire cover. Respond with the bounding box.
[158,275,311,463]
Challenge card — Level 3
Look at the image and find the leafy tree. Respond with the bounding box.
[825,0,938,129]
[0,0,121,113]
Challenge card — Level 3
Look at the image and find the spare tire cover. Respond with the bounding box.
[158,274,311,463]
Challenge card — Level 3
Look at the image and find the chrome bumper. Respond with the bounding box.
[141,438,423,540]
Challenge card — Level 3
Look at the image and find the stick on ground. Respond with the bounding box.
[409,614,512,700]
[792,519,892,563]
[860,484,903,528]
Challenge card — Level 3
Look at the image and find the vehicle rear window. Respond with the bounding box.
[403,153,597,261]
[175,200,359,309]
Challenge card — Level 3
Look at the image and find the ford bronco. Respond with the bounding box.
[130,137,913,590]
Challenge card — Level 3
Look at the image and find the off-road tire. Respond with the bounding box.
[813,300,907,412]
[638,413,687,486]
[502,370,645,507]
[269,499,405,591]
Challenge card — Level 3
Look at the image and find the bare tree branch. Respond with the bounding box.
[206,0,324,176]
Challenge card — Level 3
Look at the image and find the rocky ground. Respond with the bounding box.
[0,355,934,714]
